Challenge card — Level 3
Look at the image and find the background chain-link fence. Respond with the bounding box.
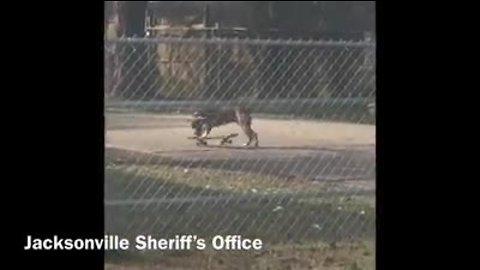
[105,37,375,249]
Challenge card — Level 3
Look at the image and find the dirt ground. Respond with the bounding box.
[106,113,375,190]
[106,113,375,152]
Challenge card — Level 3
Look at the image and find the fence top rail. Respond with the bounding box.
[105,36,376,48]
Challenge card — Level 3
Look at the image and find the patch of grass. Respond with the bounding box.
[106,162,374,208]
[105,240,375,270]
[105,112,183,130]
[105,163,374,243]
[106,163,332,195]
[105,152,375,269]
[105,97,376,125]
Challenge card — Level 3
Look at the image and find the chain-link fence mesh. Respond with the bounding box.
[105,37,375,250]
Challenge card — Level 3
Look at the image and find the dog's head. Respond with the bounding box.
[192,111,204,118]
[190,109,215,137]
[190,118,202,136]
[190,118,208,137]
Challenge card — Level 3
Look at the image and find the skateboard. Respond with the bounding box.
[187,133,239,146]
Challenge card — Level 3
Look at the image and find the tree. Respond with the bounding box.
[243,1,375,99]
[116,1,148,37]
[113,1,162,100]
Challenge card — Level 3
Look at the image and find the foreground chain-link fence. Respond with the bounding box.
[104,37,375,251]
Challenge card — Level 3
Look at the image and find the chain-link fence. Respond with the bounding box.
[105,36,375,252]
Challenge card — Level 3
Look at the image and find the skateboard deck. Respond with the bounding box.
[188,133,239,146]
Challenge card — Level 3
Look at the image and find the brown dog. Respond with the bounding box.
[190,106,259,147]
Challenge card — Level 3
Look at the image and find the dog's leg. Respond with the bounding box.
[251,131,259,147]
[194,123,211,146]
[199,123,212,139]
[235,109,259,147]
[240,124,258,147]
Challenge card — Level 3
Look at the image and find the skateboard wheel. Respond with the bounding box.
[220,139,232,145]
